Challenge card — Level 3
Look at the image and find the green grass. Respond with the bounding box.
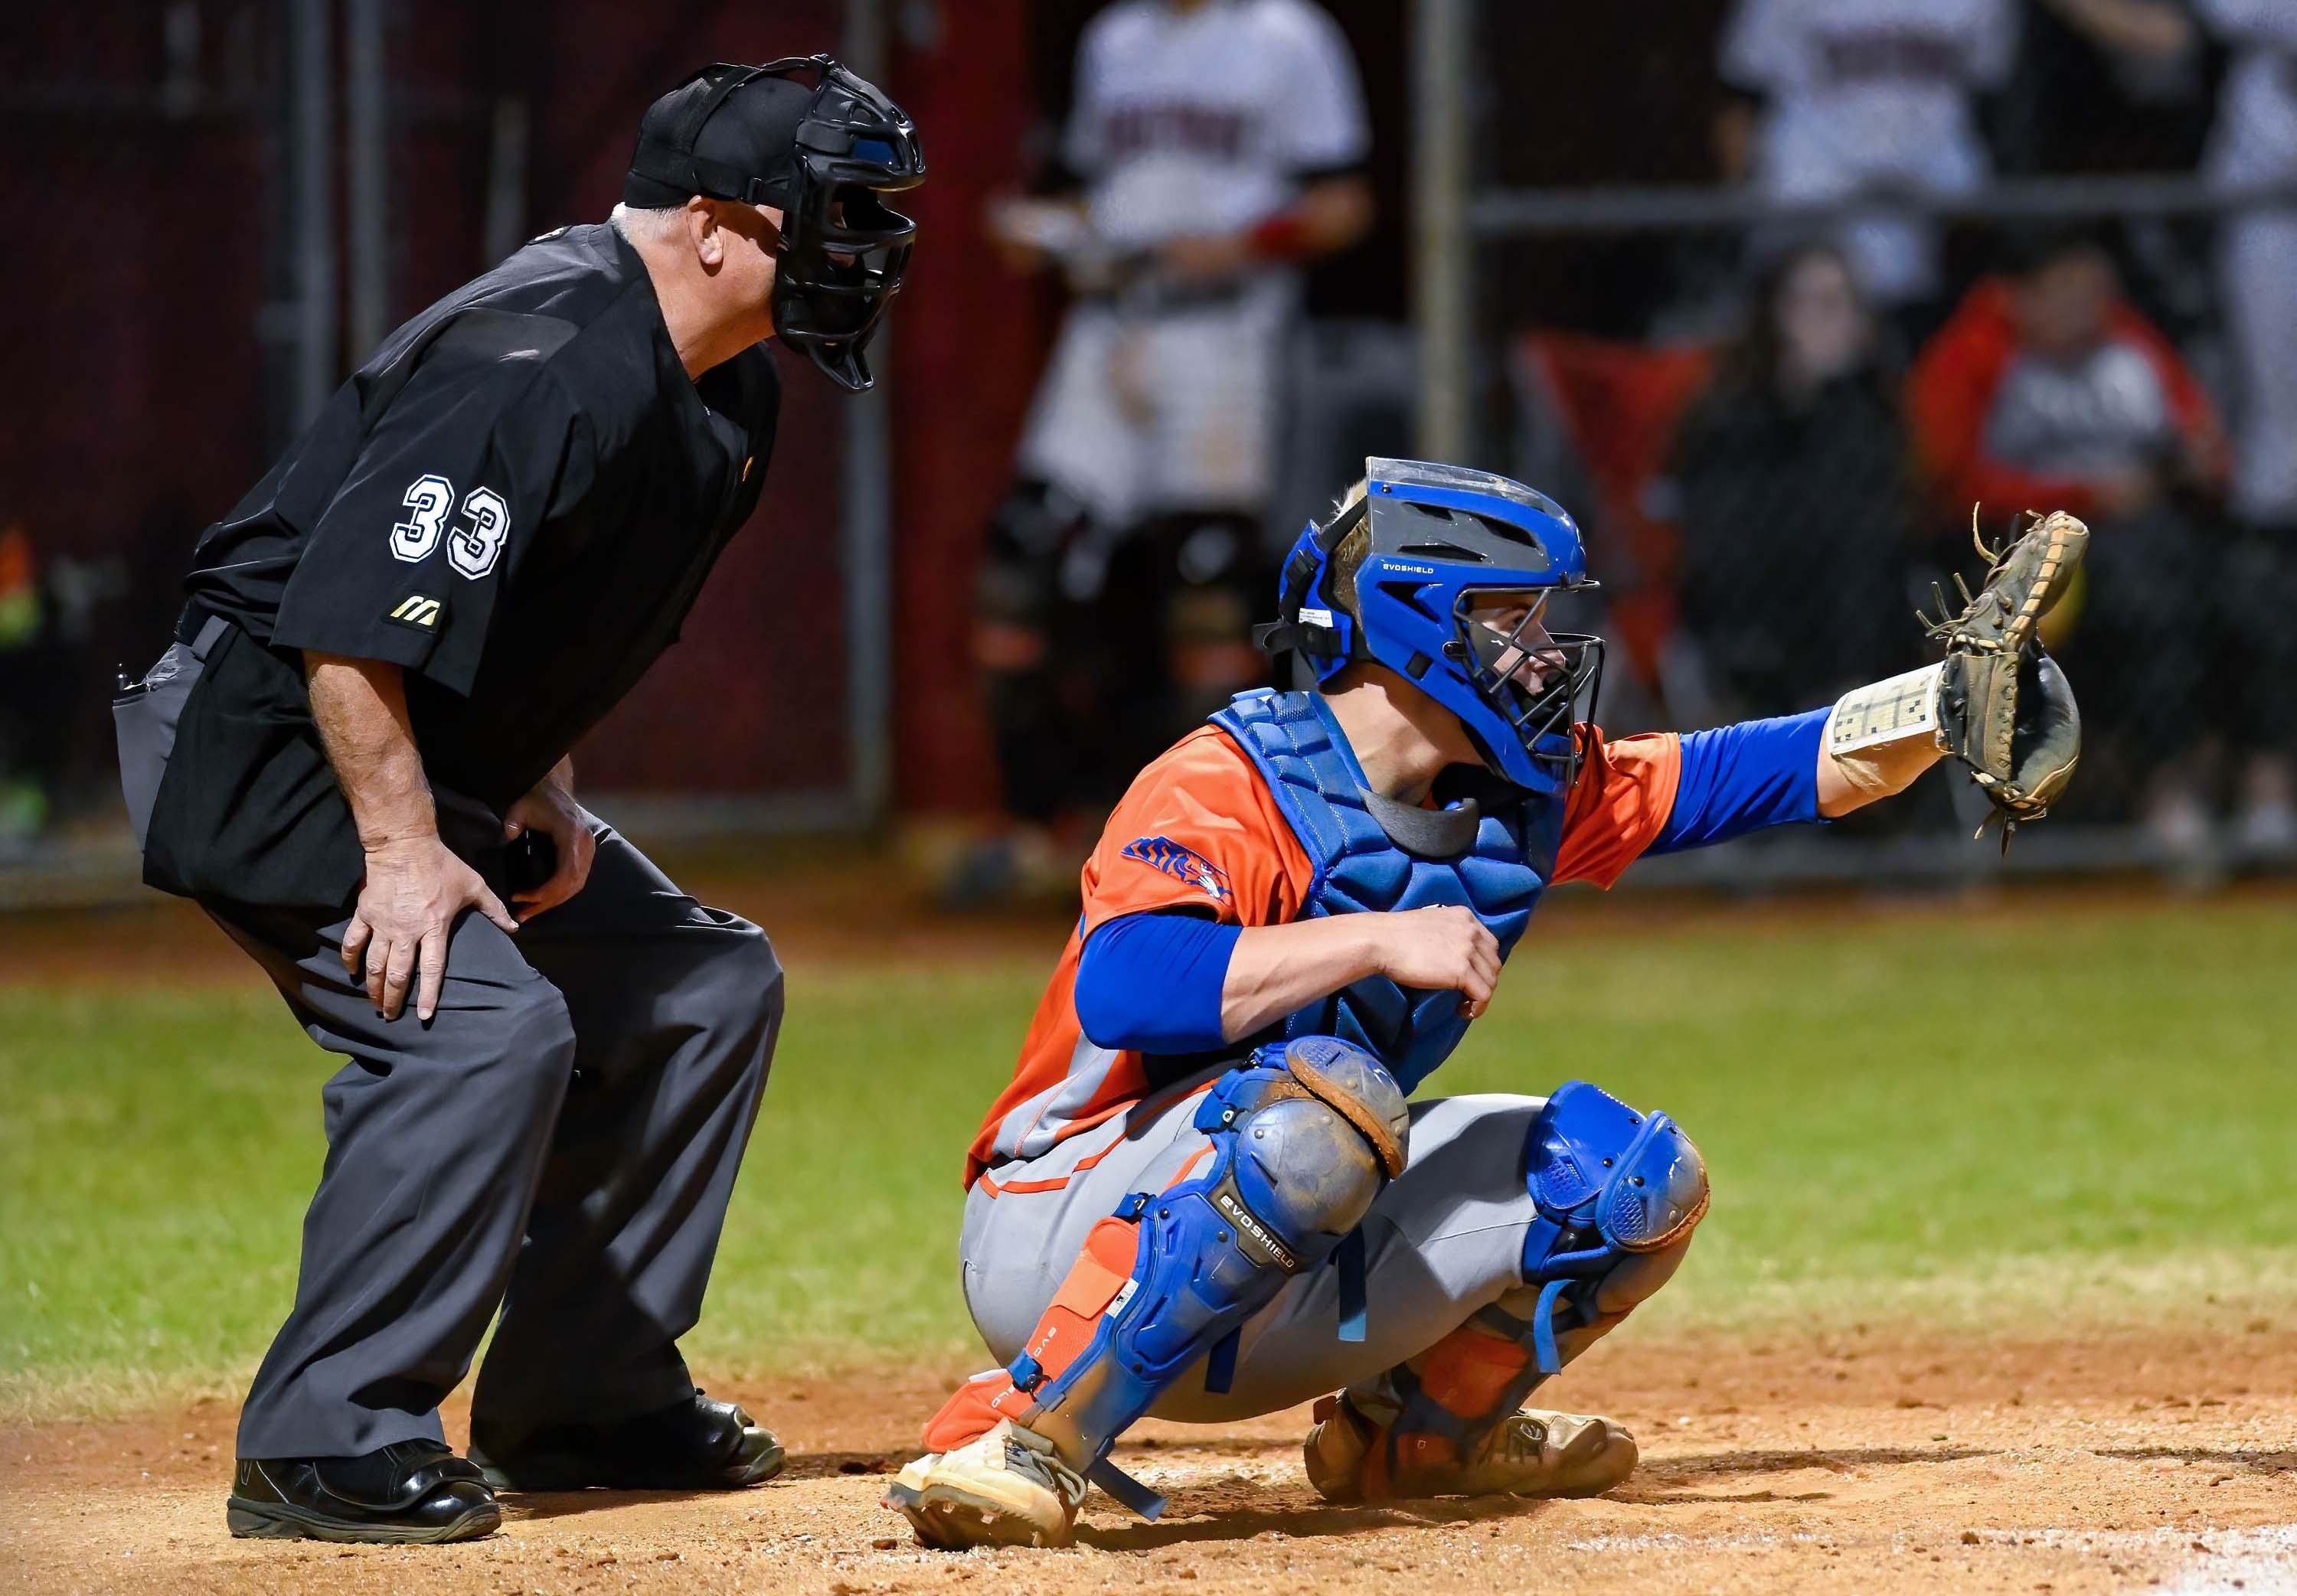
[4,894,2294,1422]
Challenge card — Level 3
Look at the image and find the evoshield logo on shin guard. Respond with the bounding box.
[1215,1187,1297,1273]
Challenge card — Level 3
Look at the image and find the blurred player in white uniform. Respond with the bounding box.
[2195,0,2297,856]
[2199,0,2297,530]
[967,0,1371,893]
[1720,0,2019,308]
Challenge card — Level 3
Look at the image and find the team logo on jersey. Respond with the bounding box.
[384,592,443,632]
[1120,835,1232,905]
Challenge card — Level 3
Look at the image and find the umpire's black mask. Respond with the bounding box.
[625,55,925,392]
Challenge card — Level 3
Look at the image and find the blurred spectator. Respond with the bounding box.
[1998,0,2210,177]
[0,524,59,847]
[1717,0,2018,312]
[2200,0,2297,530]
[1669,244,1920,720]
[961,0,1374,902]
[2194,0,2297,860]
[1907,231,2232,859]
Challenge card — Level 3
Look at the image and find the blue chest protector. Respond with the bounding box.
[1211,688,1562,1093]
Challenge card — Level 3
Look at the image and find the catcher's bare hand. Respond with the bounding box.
[342,836,518,1022]
[1375,906,1501,1020]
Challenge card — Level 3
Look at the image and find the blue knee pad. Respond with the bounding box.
[1013,1036,1408,1513]
[1367,1082,1707,1461]
[1501,1080,1708,1376]
[1384,1082,1706,1454]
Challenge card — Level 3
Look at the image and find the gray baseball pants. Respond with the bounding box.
[204,825,781,1461]
[116,633,781,1461]
[959,1071,1689,1424]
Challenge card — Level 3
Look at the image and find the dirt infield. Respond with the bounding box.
[8,1328,2292,1595]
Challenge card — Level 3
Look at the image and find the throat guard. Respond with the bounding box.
[766,54,923,390]
[1213,688,1559,1092]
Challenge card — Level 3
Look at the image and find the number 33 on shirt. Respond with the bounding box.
[391,473,511,580]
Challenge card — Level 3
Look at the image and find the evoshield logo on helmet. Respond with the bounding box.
[625,54,925,392]
[1251,459,1606,795]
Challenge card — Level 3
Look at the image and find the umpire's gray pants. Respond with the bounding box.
[202,824,781,1461]
[960,1074,1685,1423]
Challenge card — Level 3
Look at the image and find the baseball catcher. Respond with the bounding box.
[885,461,2083,1548]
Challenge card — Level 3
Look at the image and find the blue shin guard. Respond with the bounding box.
[1511,1081,1707,1383]
[1516,1080,1707,1369]
[1005,1037,1409,1513]
[1379,1081,1708,1452]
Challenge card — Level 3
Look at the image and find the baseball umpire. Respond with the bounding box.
[110,57,922,1545]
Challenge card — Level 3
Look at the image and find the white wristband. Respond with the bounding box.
[1826,663,1945,756]
[1823,664,1947,801]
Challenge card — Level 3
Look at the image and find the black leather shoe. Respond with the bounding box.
[227,1439,501,1543]
[469,1389,785,1491]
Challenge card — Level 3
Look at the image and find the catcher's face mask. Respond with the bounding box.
[1253,458,1605,795]
[1456,588,1604,788]
[626,56,925,391]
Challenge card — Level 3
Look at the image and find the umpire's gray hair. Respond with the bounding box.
[609,202,689,243]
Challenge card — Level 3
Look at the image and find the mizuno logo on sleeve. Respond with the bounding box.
[385,593,443,631]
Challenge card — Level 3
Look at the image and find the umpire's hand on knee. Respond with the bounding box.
[343,836,519,1023]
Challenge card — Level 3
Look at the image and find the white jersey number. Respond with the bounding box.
[391,475,510,579]
[390,475,454,563]
[447,486,510,580]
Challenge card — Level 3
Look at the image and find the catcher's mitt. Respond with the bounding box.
[1924,508,2087,847]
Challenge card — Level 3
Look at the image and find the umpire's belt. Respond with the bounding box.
[175,602,234,651]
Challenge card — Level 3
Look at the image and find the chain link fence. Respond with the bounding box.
[1416,0,2297,884]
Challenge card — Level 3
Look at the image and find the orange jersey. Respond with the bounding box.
[965,722,1684,1190]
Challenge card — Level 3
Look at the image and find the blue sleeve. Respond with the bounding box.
[1074,909,1242,1054]
[1649,707,1829,855]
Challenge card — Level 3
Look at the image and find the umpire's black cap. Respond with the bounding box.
[624,65,815,211]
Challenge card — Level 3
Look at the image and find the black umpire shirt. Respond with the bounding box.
[149,222,779,909]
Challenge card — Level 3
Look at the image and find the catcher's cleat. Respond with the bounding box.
[884,1418,1087,1549]
[468,1389,784,1492]
[1303,1391,1639,1503]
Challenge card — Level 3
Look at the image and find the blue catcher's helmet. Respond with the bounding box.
[1253,458,1604,795]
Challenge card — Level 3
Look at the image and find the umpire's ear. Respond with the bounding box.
[688,197,728,269]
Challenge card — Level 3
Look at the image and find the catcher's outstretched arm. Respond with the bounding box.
[1817,667,1946,816]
